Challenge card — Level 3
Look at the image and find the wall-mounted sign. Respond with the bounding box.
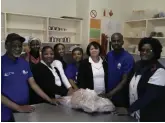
[90,10,97,18]
[89,19,101,44]
[109,10,113,17]
[103,9,113,17]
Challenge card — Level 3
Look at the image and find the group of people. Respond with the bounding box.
[1,32,165,122]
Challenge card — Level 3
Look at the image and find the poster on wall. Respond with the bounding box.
[101,19,122,38]
[89,19,101,44]
[101,18,122,54]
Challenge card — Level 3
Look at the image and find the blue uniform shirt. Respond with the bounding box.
[1,54,33,121]
[107,49,134,91]
[65,63,78,83]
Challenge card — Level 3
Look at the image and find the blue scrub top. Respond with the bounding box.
[107,49,134,91]
[65,63,78,83]
[1,54,33,121]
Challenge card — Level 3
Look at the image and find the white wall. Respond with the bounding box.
[130,0,165,11]
[76,0,90,50]
[89,0,121,20]
[119,0,132,21]
[2,0,165,51]
[77,0,128,50]
[1,0,76,17]
[87,0,165,22]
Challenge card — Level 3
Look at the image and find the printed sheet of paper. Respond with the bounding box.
[101,19,122,38]
[101,19,122,52]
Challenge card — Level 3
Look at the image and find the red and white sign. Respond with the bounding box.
[90,10,97,18]
[103,9,113,17]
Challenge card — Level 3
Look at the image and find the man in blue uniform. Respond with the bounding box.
[1,33,57,122]
[105,33,134,107]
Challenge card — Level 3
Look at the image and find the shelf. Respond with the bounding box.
[48,30,78,34]
[125,19,146,23]
[148,19,165,27]
[124,37,165,40]
[6,12,47,19]
[2,12,81,22]
[148,17,165,21]
[124,15,165,53]
[124,37,165,39]
[125,17,165,23]
[1,12,82,53]
[151,37,165,39]
[50,17,81,22]
[124,37,144,39]
[42,42,81,45]
[7,27,46,32]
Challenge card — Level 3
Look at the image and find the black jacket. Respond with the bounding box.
[128,60,165,122]
[29,62,68,104]
[77,58,108,93]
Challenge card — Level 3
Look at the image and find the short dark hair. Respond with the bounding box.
[72,47,83,55]
[86,41,102,56]
[111,33,123,40]
[41,46,53,55]
[138,37,162,59]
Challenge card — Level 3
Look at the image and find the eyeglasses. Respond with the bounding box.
[140,49,153,53]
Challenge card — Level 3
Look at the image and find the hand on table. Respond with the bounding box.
[50,98,60,105]
[67,87,75,96]
[17,105,35,113]
[106,92,113,99]
[98,93,112,99]
[113,107,129,116]
[73,88,79,92]
[98,93,106,98]
[56,97,64,103]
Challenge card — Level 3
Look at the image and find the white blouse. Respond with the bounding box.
[51,60,71,89]
[129,75,141,120]
[41,60,71,98]
[129,68,165,120]
[40,60,61,87]
[89,57,105,94]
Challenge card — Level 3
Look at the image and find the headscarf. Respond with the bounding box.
[69,45,82,52]
[28,37,41,46]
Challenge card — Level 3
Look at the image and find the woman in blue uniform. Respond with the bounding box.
[65,47,83,89]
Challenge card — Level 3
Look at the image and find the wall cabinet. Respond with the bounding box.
[1,12,82,53]
[123,17,165,58]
